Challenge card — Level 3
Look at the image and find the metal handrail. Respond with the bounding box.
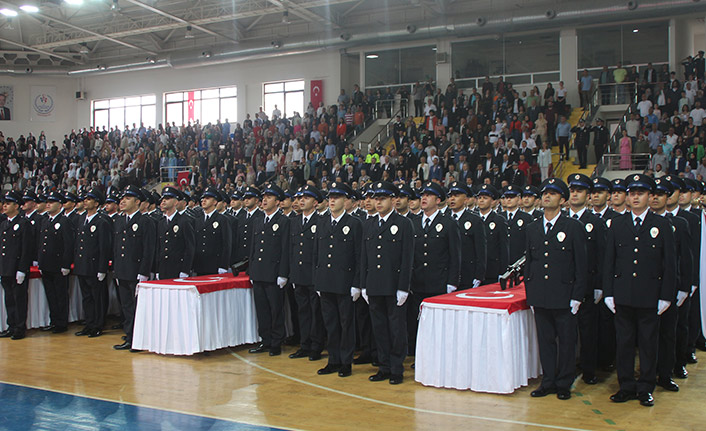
[358,101,408,154]
[600,153,652,173]
[374,97,409,119]
[160,165,192,183]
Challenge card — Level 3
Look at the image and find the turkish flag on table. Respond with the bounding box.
[422,283,529,315]
[311,80,323,107]
[176,170,190,188]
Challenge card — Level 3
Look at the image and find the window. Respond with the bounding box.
[365,46,436,87]
[578,21,668,69]
[264,80,304,119]
[163,86,237,126]
[92,94,156,130]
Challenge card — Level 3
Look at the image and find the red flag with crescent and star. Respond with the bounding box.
[310,80,323,107]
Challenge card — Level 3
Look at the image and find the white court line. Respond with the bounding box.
[227,350,596,431]
[0,378,307,431]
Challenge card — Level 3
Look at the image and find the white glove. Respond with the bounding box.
[61,268,70,276]
[362,288,369,303]
[677,291,688,307]
[691,285,698,297]
[179,272,189,278]
[593,289,603,304]
[155,273,160,280]
[277,277,287,288]
[218,268,228,274]
[316,291,321,297]
[15,271,25,284]
[32,261,38,267]
[657,299,671,316]
[446,284,457,294]
[396,290,409,306]
[570,299,581,315]
[137,274,149,282]
[472,279,481,288]
[351,287,361,301]
[97,272,106,282]
[604,296,616,314]
[150,272,155,280]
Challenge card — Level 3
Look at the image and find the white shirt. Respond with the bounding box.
[378,210,393,224]
[569,207,586,220]
[451,208,465,220]
[543,212,560,234]
[422,209,440,228]
[631,209,648,225]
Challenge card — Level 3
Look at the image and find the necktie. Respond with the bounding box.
[453,213,458,220]
[572,214,579,220]
[546,222,552,233]
[332,220,337,229]
[303,217,307,226]
[424,218,430,230]
[508,213,513,222]
[266,216,270,225]
[666,213,674,219]
[379,217,384,228]
[635,218,642,229]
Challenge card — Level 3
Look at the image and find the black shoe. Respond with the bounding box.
[600,364,616,372]
[88,329,103,338]
[111,323,123,330]
[113,341,132,350]
[638,392,654,407]
[389,374,404,385]
[288,349,309,359]
[0,329,12,338]
[122,335,127,341]
[657,379,679,392]
[557,390,571,400]
[338,364,352,377]
[610,390,637,403]
[673,366,688,379]
[369,371,391,382]
[129,348,141,353]
[11,332,25,340]
[317,363,341,375]
[308,351,322,361]
[40,325,54,332]
[75,327,91,336]
[530,387,557,397]
[582,374,598,385]
[353,354,373,365]
[248,344,268,354]
[269,347,281,356]
[687,353,698,364]
[372,360,381,367]
[52,326,68,334]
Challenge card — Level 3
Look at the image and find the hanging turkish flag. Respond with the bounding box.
[187,91,195,122]
[176,170,190,188]
[311,80,323,107]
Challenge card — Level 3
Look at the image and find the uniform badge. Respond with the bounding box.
[585,223,593,232]
[213,221,219,229]
[650,227,659,238]
[606,219,612,228]
[464,221,472,230]
[13,224,19,231]
[173,225,179,233]
[557,231,566,242]
[633,175,640,181]
[517,219,523,227]
[132,223,139,231]
[435,223,443,232]
[390,225,398,235]
[273,223,279,231]
[90,225,96,233]
[672,225,676,233]
[54,223,60,230]
[30,220,35,225]
[489,222,496,230]
[311,225,316,233]
[343,226,350,235]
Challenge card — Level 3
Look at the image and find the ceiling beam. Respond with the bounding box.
[0,36,78,63]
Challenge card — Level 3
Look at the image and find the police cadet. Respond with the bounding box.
[664,175,701,373]
[235,186,262,267]
[37,191,74,334]
[314,182,363,377]
[408,188,422,216]
[591,118,610,166]
[155,186,195,280]
[21,190,42,266]
[571,119,590,169]
[650,178,692,392]
[408,181,461,354]
[603,174,676,407]
[521,185,544,220]
[591,177,618,221]
[217,190,239,271]
[501,185,534,264]
[192,187,232,276]
[63,192,80,228]
[177,190,195,227]
[281,189,295,217]
[476,184,509,285]
[74,188,112,339]
[248,184,290,356]
[610,179,628,214]
[525,178,587,400]
[288,185,325,361]
[112,186,156,351]
[361,181,414,385]
[567,173,607,385]
[395,184,418,220]
[447,182,486,289]
[103,192,121,220]
[680,178,705,357]
[0,191,34,340]
[353,185,378,366]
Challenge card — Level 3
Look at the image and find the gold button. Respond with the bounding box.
[378,235,382,239]
[633,260,638,264]
[328,254,332,258]
[376,265,381,269]
[423,263,428,267]
[634,237,639,241]
[544,241,549,245]
[544,264,548,268]
[329,245,333,248]
[377,245,381,249]
[544,252,549,257]
[634,248,638,252]
[377,255,381,258]
[258,258,262,261]
[327,264,331,268]
[633,273,637,277]
[544,275,549,279]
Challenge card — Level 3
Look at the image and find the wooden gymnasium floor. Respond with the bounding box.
[0,322,704,431]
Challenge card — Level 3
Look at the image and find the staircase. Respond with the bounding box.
[553,107,597,180]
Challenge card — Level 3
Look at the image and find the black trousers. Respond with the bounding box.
[615,304,660,394]
[369,295,407,375]
[355,299,377,359]
[533,307,577,391]
[252,281,285,348]
[285,284,300,343]
[116,279,137,343]
[577,299,599,377]
[688,287,703,353]
[42,272,69,328]
[407,290,438,355]
[1,275,28,334]
[657,301,678,379]
[594,143,606,166]
[575,142,587,168]
[320,292,355,365]
[414,100,423,117]
[293,284,324,353]
[675,296,691,368]
[598,301,617,368]
[558,136,569,158]
[78,275,108,331]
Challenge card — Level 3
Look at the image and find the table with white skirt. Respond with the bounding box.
[0,267,120,331]
[415,282,541,394]
[132,273,259,355]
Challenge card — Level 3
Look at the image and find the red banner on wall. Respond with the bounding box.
[310,80,323,108]
[187,91,195,122]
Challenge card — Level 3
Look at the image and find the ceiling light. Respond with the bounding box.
[366,54,378,59]
[282,10,290,24]
[79,43,89,54]
[19,5,39,13]
[0,8,18,17]
[146,57,156,63]
[633,28,639,33]
[64,0,84,5]
[111,0,118,10]
[271,40,282,49]
[185,25,194,39]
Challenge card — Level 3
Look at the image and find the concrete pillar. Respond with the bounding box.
[559,28,579,109]
[436,40,451,91]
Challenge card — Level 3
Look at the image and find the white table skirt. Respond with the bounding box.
[132,283,259,355]
[415,305,541,394]
[0,275,121,331]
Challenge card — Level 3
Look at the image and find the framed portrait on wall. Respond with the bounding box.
[0,85,13,120]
